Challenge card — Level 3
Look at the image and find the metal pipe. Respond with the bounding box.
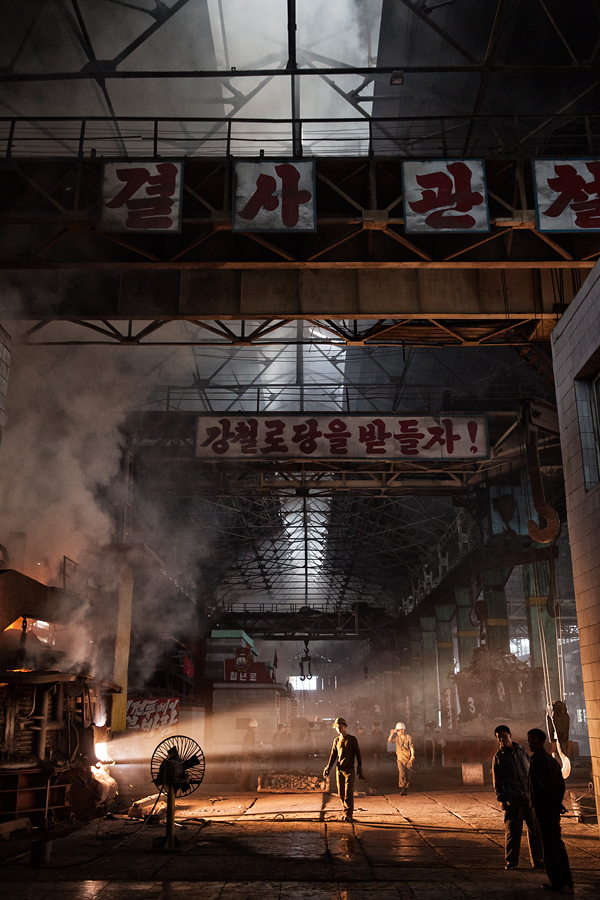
[36,689,49,760]
[166,784,176,849]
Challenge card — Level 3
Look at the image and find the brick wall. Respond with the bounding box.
[551,260,600,831]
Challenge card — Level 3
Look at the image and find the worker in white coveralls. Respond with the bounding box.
[388,721,414,795]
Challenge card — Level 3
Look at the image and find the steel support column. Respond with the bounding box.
[420,615,439,729]
[409,626,424,736]
[455,586,479,671]
[483,569,511,653]
[436,603,457,733]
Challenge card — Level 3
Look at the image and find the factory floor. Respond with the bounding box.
[1,774,599,899]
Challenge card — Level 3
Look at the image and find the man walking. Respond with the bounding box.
[388,722,414,794]
[323,716,364,822]
[492,724,544,870]
[527,727,573,892]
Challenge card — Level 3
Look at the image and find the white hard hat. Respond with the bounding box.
[395,722,405,730]
[249,719,258,728]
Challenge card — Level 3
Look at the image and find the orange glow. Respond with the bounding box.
[95,742,109,762]
[3,618,55,644]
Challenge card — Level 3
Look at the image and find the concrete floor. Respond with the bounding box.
[0,778,598,899]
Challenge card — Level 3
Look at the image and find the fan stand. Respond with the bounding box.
[158,782,181,850]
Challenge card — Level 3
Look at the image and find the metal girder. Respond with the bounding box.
[0,156,595,343]
[3,65,600,84]
[213,604,401,640]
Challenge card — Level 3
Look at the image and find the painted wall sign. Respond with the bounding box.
[196,415,488,460]
[100,160,183,232]
[533,159,600,232]
[126,697,179,735]
[402,159,489,233]
[233,160,316,231]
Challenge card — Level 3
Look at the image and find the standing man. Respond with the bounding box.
[323,716,364,822]
[527,727,573,892]
[388,722,414,795]
[492,724,543,871]
[239,718,258,791]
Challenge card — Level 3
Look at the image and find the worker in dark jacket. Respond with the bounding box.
[492,724,543,870]
[527,728,573,892]
[323,716,364,821]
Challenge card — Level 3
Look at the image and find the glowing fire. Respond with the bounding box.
[95,742,109,763]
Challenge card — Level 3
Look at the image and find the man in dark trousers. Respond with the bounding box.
[527,728,573,892]
[492,724,544,870]
[323,716,364,822]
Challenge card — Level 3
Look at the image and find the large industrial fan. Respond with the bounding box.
[151,735,205,796]
[150,735,206,848]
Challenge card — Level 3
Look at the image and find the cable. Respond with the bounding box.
[0,789,165,870]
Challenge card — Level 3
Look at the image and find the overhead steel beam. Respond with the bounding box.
[2,65,600,83]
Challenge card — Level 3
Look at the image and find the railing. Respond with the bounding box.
[220,601,355,614]
[0,114,598,159]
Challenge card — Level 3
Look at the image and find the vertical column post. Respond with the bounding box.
[420,616,439,729]
[522,560,560,700]
[409,626,424,737]
[436,603,457,733]
[483,569,511,652]
[111,563,134,733]
[455,586,478,670]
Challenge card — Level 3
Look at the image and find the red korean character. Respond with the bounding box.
[394,419,425,456]
[409,161,483,229]
[358,418,391,454]
[422,418,461,455]
[231,419,259,455]
[275,164,312,227]
[238,164,311,227]
[238,173,279,221]
[323,418,352,455]
[105,162,178,229]
[543,162,600,229]
[200,418,235,454]
[292,418,322,454]
[260,419,289,454]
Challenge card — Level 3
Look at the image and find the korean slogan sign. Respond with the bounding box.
[126,697,179,736]
[197,415,488,460]
[402,159,489,233]
[233,160,316,231]
[534,159,600,232]
[100,161,183,232]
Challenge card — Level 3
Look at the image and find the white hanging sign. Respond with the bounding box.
[402,159,489,233]
[534,159,600,232]
[100,160,183,232]
[196,414,488,460]
[233,160,316,232]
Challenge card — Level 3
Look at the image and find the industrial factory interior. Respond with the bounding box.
[1,0,600,897]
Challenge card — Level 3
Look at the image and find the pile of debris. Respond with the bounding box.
[258,773,327,793]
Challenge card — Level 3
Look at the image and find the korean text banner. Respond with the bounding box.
[402,159,489,233]
[533,159,600,232]
[197,415,488,460]
[233,160,316,232]
[100,160,183,233]
[126,697,179,736]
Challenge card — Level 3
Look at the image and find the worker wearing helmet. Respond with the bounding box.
[323,716,364,822]
[388,721,414,795]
